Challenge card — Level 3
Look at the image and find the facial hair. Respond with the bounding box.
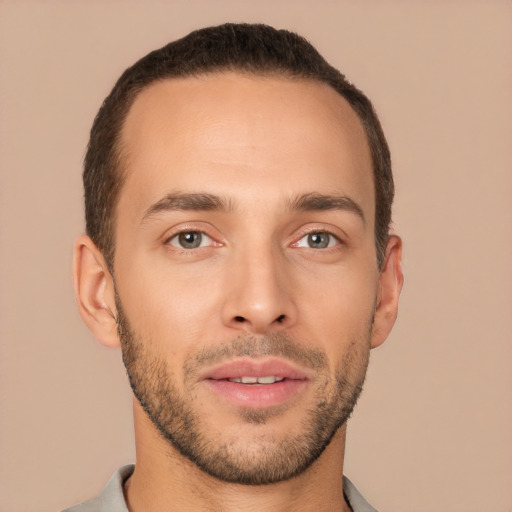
[116,294,372,486]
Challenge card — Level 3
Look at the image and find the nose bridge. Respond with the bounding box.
[222,237,296,333]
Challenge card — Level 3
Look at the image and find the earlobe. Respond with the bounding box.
[73,235,121,348]
[371,235,404,349]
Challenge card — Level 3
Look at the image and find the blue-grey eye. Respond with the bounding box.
[169,231,211,249]
[295,232,338,249]
[308,233,330,248]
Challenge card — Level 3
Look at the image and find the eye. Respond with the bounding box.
[167,231,213,249]
[294,232,339,249]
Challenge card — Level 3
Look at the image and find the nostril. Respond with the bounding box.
[232,314,286,326]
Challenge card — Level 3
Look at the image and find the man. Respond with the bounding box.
[67,23,403,512]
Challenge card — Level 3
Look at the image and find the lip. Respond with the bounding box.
[200,358,310,409]
[201,358,311,381]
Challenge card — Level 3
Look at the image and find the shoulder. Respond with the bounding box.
[61,495,102,512]
[343,476,380,512]
[61,465,134,512]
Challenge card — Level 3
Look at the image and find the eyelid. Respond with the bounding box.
[162,223,223,247]
[289,225,345,248]
[167,231,214,249]
[292,232,340,249]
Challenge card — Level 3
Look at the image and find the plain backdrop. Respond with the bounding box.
[1,2,511,511]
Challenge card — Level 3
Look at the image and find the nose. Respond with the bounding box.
[221,246,298,334]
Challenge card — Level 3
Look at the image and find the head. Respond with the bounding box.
[83,23,393,271]
[75,23,402,486]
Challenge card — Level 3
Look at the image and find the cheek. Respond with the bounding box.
[115,257,224,350]
[295,261,378,354]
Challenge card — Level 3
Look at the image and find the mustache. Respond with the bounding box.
[184,333,328,377]
[114,288,328,375]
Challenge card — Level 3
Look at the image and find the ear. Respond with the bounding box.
[371,235,404,349]
[73,235,121,348]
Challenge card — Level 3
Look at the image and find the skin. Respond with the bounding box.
[74,72,403,512]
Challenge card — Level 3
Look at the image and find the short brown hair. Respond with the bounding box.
[84,23,393,269]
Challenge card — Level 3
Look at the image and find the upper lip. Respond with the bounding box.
[199,358,311,381]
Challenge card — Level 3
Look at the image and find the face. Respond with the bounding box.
[113,73,383,484]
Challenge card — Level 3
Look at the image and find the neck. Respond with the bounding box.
[125,400,351,512]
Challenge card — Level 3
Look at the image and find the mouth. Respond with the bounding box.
[224,376,285,384]
[201,358,310,409]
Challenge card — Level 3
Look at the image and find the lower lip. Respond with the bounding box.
[204,379,308,408]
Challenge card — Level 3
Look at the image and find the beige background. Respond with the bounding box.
[1,1,511,511]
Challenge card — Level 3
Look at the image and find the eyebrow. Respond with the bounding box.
[287,193,365,223]
[141,191,365,223]
[141,192,232,222]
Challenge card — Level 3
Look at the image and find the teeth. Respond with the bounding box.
[257,376,277,384]
[228,376,284,384]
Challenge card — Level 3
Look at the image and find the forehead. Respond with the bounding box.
[118,72,374,221]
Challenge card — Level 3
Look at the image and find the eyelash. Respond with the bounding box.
[291,229,342,250]
[163,227,342,253]
[164,230,217,250]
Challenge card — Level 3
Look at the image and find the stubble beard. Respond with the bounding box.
[116,296,371,486]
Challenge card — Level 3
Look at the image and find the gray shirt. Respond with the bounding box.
[62,464,378,512]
